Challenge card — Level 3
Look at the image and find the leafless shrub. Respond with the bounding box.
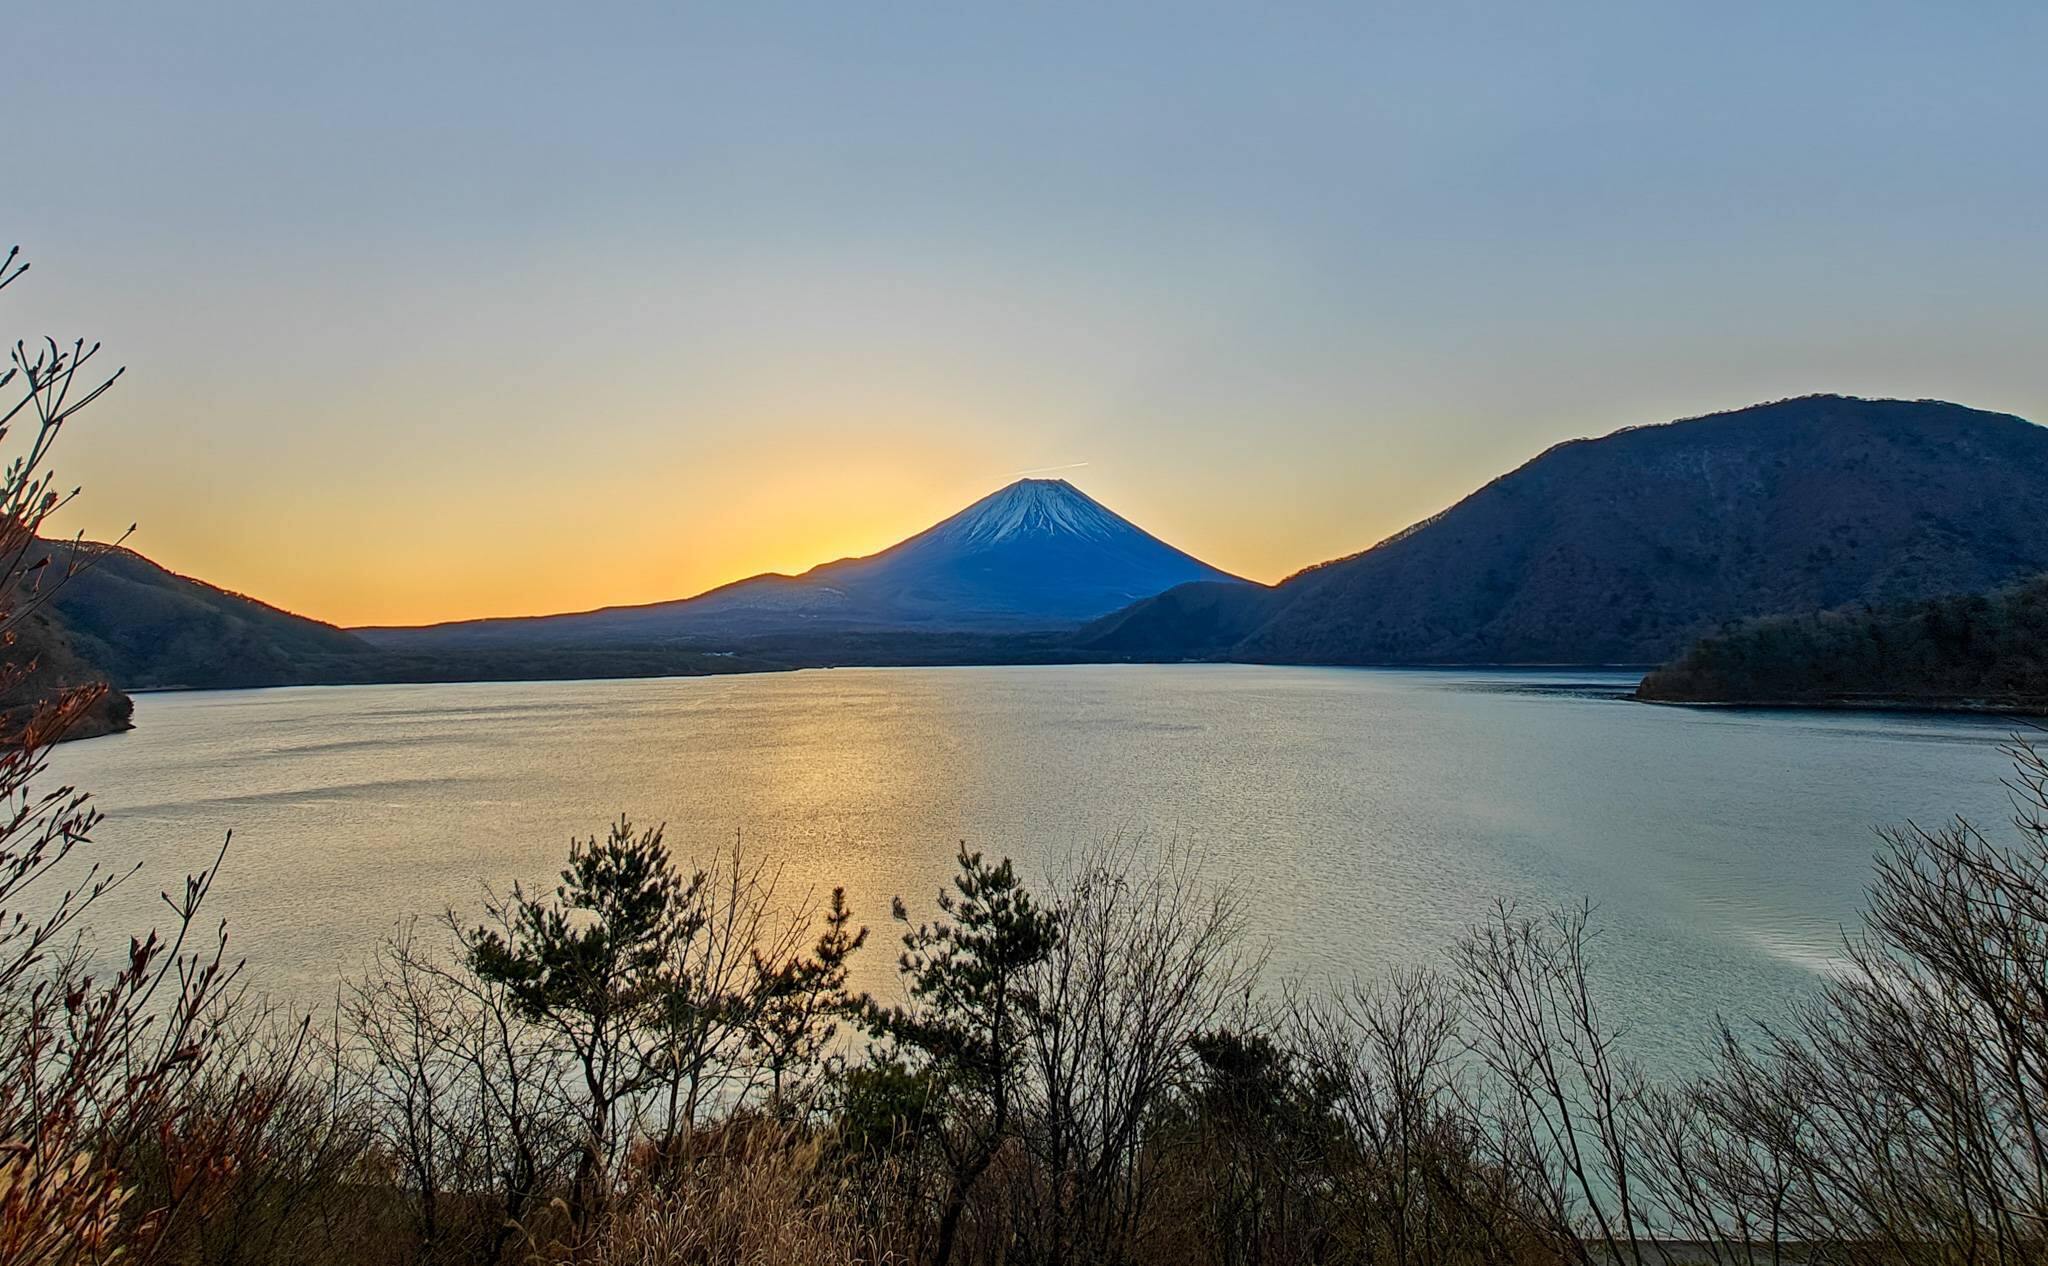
[1014,838,1258,1265]
[343,917,579,1264]
[0,242,249,1264]
[1658,738,2048,1264]
[336,829,873,1260]
[122,1008,382,1266]
[1452,902,1650,1265]
[643,835,832,1158]
[1291,968,1566,1265]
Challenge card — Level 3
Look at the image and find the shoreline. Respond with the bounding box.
[1634,692,2048,719]
[119,658,1655,700]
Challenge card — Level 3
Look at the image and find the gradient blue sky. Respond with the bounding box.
[8,1,2044,624]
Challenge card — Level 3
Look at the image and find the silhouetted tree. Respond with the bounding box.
[465,816,687,1237]
[752,886,867,1111]
[863,845,1059,1265]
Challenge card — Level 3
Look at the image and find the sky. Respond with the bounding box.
[6,1,2045,626]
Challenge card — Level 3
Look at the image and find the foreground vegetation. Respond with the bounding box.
[10,241,2048,1263]
[17,714,2048,1265]
[1639,573,2048,712]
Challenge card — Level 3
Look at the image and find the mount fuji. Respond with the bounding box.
[358,479,1246,649]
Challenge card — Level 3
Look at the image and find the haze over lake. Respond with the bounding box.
[51,665,2019,1069]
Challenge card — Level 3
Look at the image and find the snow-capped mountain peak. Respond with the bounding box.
[920,478,1128,551]
[360,475,1245,645]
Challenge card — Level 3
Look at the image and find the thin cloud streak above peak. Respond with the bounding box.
[1005,462,1091,480]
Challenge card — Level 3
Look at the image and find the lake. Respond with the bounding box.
[46,665,2024,1071]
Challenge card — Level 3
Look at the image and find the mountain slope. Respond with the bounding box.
[1080,580,1274,661]
[362,478,1244,649]
[1092,396,2048,665]
[44,543,373,688]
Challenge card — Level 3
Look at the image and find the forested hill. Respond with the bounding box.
[14,542,795,715]
[1636,573,2048,711]
[0,538,367,739]
[41,542,373,689]
[1089,396,2048,665]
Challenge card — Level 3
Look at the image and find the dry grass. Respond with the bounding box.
[0,1142,128,1265]
[565,1120,909,1266]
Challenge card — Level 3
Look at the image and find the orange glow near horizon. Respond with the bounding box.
[51,369,2048,631]
[52,392,1487,629]
[53,411,1439,629]
[45,342,1499,629]
[53,459,1358,630]
[13,4,2048,631]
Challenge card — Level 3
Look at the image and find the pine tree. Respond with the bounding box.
[465,816,686,1236]
[864,845,1060,1264]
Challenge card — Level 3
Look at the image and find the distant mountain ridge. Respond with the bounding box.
[360,478,1243,649]
[1088,395,2048,665]
[32,394,2048,712]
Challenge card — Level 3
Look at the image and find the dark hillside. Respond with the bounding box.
[44,544,373,688]
[1106,396,2048,666]
[1079,580,1272,660]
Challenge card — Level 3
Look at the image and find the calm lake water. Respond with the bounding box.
[46,665,2025,1070]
